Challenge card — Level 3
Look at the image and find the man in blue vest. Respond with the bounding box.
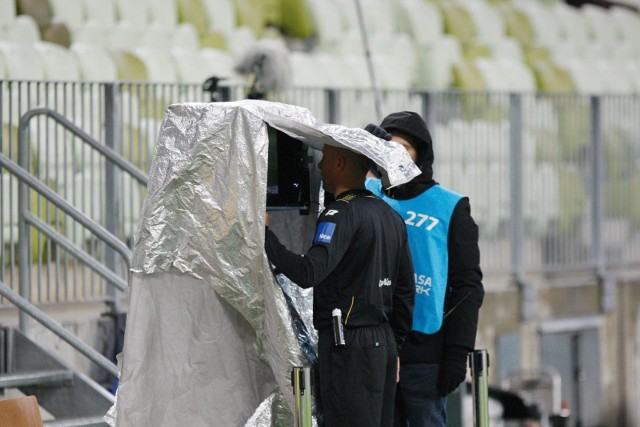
[365,112,484,427]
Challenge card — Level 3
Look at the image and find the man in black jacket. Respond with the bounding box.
[265,143,415,427]
[365,112,484,427]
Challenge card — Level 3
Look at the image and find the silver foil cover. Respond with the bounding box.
[113,100,419,426]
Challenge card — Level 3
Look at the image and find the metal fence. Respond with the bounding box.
[1,79,640,306]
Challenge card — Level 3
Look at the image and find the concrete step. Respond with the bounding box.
[44,415,108,426]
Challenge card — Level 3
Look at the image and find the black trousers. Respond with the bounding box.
[317,323,397,427]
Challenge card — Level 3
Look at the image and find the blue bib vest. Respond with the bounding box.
[366,178,463,334]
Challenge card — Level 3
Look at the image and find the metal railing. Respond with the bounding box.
[2,80,640,309]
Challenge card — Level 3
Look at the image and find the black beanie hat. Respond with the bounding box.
[380,111,432,164]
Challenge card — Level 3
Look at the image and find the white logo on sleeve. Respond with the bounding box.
[379,278,392,287]
[325,209,339,216]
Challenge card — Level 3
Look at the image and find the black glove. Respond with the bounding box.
[437,345,469,396]
[364,123,392,141]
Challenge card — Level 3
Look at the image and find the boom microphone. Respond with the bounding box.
[234,39,292,100]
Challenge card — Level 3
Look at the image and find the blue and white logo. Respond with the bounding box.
[314,222,336,244]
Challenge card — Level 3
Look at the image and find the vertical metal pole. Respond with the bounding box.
[469,350,490,427]
[421,91,436,132]
[291,366,313,427]
[17,111,32,332]
[104,84,122,312]
[353,0,383,121]
[326,89,341,124]
[509,94,533,320]
[589,96,613,312]
[301,366,313,426]
[292,367,302,427]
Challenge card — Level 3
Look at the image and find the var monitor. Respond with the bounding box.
[266,125,311,213]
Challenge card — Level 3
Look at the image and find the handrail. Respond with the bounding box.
[0,280,119,377]
[24,212,128,292]
[0,153,133,265]
[18,107,148,186]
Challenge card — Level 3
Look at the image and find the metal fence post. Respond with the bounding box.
[509,94,533,320]
[17,109,32,332]
[589,96,614,312]
[421,91,436,132]
[326,89,340,124]
[104,83,122,312]
[470,349,490,427]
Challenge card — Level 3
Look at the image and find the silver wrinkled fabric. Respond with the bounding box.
[110,100,419,426]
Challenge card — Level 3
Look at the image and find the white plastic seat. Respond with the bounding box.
[170,49,212,84]
[139,23,173,51]
[416,34,461,89]
[464,0,505,44]
[149,0,178,27]
[582,5,618,45]
[202,0,236,37]
[200,47,241,83]
[108,21,143,52]
[611,7,640,43]
[517,2,563,48]
[133,47,178,82]
[305,0,343,48]
[0,41,45,80]
[552,2,591,51]
[84,0,117,27]
[556,57,605,94]
[34,41,81,81]
[172,23,200,51]
[488,37,523,61]
[0,0,17,29]
[396,0,443,45]
[225,26,256,57]
[3,15,40,43]
[71,20,110,46]
[50,0,85,30]
[116,0,148,27]
[70,43,117,81]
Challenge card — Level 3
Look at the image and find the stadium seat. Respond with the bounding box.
[418,34,463,89]
[170,49,211,84]
[464,0,505,44]
[200,47,239,82]
[172,23,200,51]
[582,5,618,46]
[305,0,343,48]
[84,0,117,27]
[49,0,85,30]
[3,15,41,43]
[202,0,236,37]
[555,58,605,94]
[611,7,640,44]
[108,21,143,52]
[0,0,18,33]
[148,0,177,27]
[70,20,109,46]
[116,0,148,27]
[34,41,81,81]
[0,41,45,79]
[70,43,118,81]
[133,48,178,82]
[395,0,443,45]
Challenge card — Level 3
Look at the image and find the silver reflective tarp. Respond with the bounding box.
[107,100,419,426]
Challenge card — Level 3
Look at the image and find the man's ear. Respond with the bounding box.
[336,154,346,171]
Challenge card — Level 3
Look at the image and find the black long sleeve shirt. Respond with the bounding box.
[265,189,415,349]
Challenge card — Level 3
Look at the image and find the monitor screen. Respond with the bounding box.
[266,125,311,212]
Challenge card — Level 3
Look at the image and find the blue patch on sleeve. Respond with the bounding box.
[314,222,336,244]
